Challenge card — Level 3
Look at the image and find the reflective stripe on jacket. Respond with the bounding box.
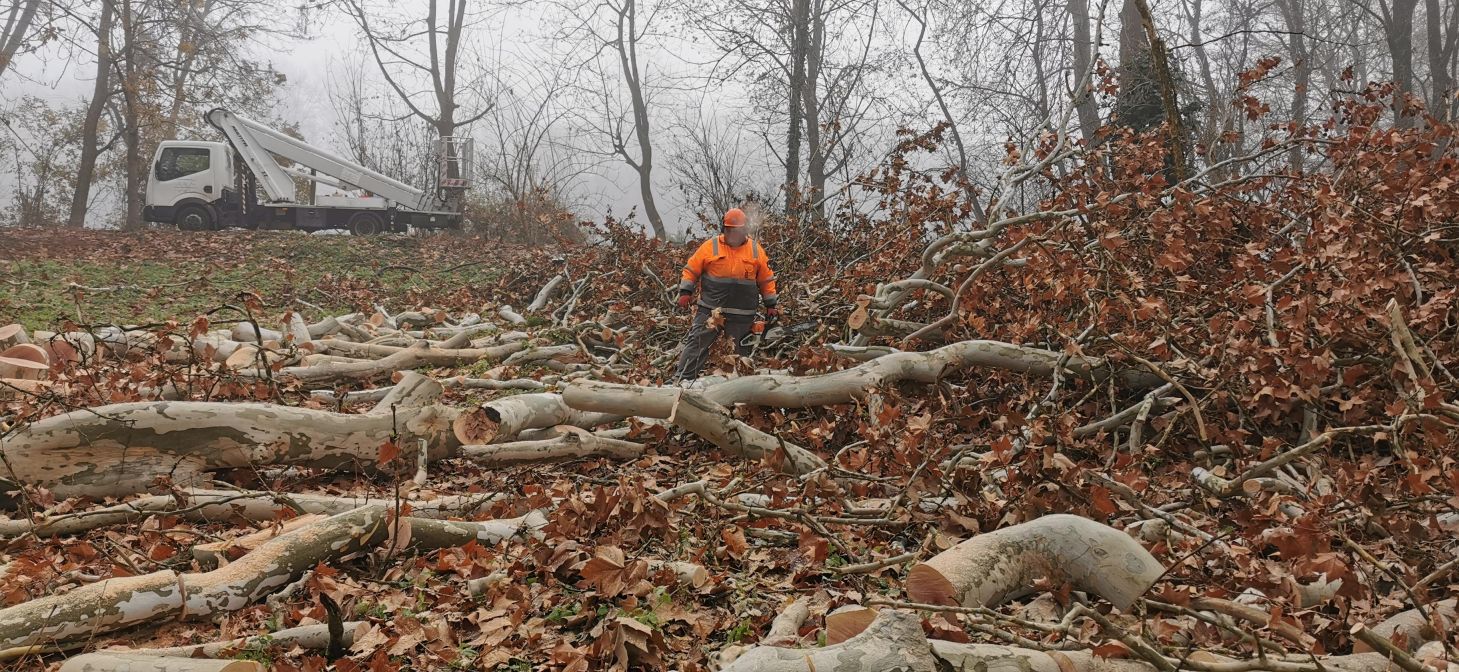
[678,235,778,315]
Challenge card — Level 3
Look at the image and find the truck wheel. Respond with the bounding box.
[349,212,384,236]
[176,205,213,231]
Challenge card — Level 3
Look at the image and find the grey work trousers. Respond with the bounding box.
[674,306,753,381]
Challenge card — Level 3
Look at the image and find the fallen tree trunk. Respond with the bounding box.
[1355,598,1457,653]
[563,380,827,475]
[0,488,508,538]
[702,339,1165,409]
[0,505,542,650]
[259,341,524,384]
[319,338,526,364]
[462,429,644,466]
[721,608,939,672]
[0,399,463,501]
[453,393,622,444]
[0,506,387,649]
[905,514,1164,609]
[59,654,262,671]
[725,609,1430,672]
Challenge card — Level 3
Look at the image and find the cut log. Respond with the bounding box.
[0,344,48,380]
[497,305,527,325]
[286,311,313,348]
[825,605,878,645]
[0,378,49,400]
[319,338,527,365]
[647,560,709,589]
[0,324,29,349]
[0,400,463,500]
[230,323,283,343]
[701,339,1164,409]
[403,510,549,548]
[461,428,644,466]
[562,380,827,475]
[0,506,387,649]
[59,654,262,671]
[453,393,621,445]
[720,609,938,672]
[1354,599,1457,653]
[905,514,1164,610]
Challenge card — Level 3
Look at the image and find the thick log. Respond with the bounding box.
[403,510,549,548]
[701,339,1164,409]
[321,338,524,363]
[0,400,462,500]
[1355,599,1457,653]
[0,344,48,380]
[763,596,811,645]
[905,514,1164,609]
[562,380,827,475]
[191,514,327,567]
[726,609,1419,672]
[720,609,938,672]
[461,429,644,466]
[0,506,388,649]
[0,488,507,538]
[0,324,29,349]
[96,621,360,658]
[453,393,621,444]
[498,305,527,325]
[60,654,262,671]
[0,378,49,400]
[503,343,579,366]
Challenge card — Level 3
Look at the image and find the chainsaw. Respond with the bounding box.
[740,312,819,352]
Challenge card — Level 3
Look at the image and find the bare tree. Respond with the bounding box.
[559,0,667,239]
[0,0,43,78]
[668,115,774,220]
[1066,0,1102,143]
[342,0,493,142]
[68,0,117,228]
[1424,0,1457,118]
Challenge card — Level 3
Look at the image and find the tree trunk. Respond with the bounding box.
[1068,0,1101,143]
[616,0,666,239]
[0,506,388,650]
[699,339,1163,409]
[462,429,644,466]
[453,392,623,444]
[904,514,1164,609]
[119,0,146,231]
[69,0,116,229]
[802,0,826,216]
[1426,0,1457,119]
[1384,0,1419,127]
[0,0,41,77]
[1276,0,1309,170]
[60,655,262,672]
[785,0,809,201]
[721,609,938,672]
[562,380,828,474]
[0,398,463,501]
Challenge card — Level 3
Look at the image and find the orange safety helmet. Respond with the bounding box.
[723,208,747,228]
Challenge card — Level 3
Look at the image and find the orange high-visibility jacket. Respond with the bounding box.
[678,235,778,316]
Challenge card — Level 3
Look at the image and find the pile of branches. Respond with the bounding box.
[0,84,1456,672]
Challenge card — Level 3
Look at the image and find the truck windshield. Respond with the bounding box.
[156,147,211,181]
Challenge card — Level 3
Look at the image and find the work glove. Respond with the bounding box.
[677,293,693,310]
[765,306,781,319]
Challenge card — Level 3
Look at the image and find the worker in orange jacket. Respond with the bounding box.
[673,207,779,382]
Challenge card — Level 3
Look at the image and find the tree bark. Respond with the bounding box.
[1068,0,1101,143]
[785,0,810,199]
[615,0,667,239]
[69,0,116,229]
[1275,0,1310,171]
[1425,0,1458,118]
[723,609,938,672]
[0,399,463,501]
[60,655,262,672]
[562,380,827,474]
[462,429,644,466]
[0,506,388,649]
[700,339,1163,409]
[453,393,621,444]
[1383,0,1420,127]
[0,0,42,78]
[905,514,1164,609]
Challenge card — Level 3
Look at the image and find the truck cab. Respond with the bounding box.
[142,141,233,230]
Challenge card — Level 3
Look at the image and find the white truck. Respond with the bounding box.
[143,108,471,235]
